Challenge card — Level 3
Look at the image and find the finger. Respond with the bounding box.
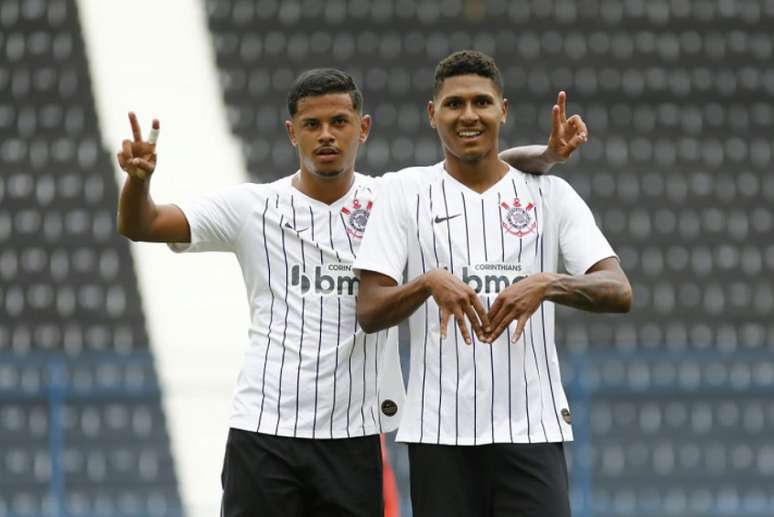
[570,115,588,138]
[469,295,490,334]
[453,310,472,345]
[487,297,504,328]
[551,105,561,136]
[122,139,134,159]
[512,316,529,344]
[147,119,160,147]
[557,90,567,122]
[567,132,587,152]
[117,152,127,170]
[439,308,450,339]
[130,157,155,173]
[462,303,483,339]
[488,311,514,343]
[129,111,143,142]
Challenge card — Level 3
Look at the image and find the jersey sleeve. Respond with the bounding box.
[168,184,254,254]
[553,177,617,275]
[353,173,409,284]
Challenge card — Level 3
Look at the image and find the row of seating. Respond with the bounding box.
[206,0,774,25]
[560,322,774,350]
[0,489,182,517]
[217,63,774,98]
[209,28,773,63]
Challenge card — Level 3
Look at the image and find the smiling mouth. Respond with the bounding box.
[457,130,483,138]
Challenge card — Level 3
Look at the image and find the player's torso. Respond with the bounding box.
[230,174,393,438]
[397,166,570,445]
[407,167,558,294]
[244,174,377,305]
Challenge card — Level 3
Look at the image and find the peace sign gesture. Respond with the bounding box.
[545,91,588,163]
[117,112,160,180]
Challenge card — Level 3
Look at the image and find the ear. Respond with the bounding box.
[359,114,372,143]
[427,101,436,129]
[285,120,297,147]
[501,97,509,124]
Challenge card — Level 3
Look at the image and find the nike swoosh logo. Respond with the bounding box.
[284,222,309,233]
[434,214,461,224]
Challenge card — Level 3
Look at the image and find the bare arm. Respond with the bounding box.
[358,269,490,344]
[116,112,190,242]
[498,91,588,174]
[486,257,632,342]
[542,257,632,313]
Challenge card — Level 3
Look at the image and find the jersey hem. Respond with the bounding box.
[230,416,383,439]
[395,430,573,445]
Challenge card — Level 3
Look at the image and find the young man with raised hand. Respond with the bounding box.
[355,51,632,517]
[116,67,587,517]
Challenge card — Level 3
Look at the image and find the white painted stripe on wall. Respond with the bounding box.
[77,1,249,515]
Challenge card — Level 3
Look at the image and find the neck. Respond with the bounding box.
[443,149,508,193]
[293,167,355,205]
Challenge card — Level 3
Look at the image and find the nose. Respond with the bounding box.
[318,123,335,144]
[460,102,478,124]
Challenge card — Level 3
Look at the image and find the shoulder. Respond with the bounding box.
[517,173,577,201]
[381,163,443,195]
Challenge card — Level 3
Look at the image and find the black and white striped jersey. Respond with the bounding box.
[170,173,404,439]
[354,162,615,445]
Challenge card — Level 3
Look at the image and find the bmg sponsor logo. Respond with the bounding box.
[290,263,359,296]
[461,263,527,294]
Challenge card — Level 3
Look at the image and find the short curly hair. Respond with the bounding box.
[433,50,503,98]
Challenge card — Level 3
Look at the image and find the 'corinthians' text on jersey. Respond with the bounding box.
[354,163,615,445]
[171,173,403,439]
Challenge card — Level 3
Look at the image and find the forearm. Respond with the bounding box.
[541,271,632,313]
[357,274,432,333]
[499,145,559,174]
[117,176,158,241]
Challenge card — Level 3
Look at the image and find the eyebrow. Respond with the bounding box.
[441,93,495,103]
[299,112,352,123]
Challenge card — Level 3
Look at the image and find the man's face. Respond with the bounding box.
[428,74,508,164]
[286,93,370,180]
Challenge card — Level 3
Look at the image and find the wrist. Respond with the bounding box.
[542,143,564,165]
[421,268,447,297]
[537,272,562,301]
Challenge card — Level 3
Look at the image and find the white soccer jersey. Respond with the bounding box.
[170,173,404,439]
[354,162,615,445]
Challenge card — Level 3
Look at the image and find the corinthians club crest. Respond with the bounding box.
[501,198,537,237]
[341,198,372,239]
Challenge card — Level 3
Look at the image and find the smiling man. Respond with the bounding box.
[354,51,632,517]
[116,67,587,517]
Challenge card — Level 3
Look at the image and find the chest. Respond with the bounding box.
[411,178,551,270]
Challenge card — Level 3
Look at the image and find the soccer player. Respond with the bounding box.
[116,68,587,517]
[354,51,632,517]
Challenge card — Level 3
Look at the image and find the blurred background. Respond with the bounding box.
[1,0,773,516]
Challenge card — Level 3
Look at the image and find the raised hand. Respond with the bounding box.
[425,269,490,345]
[117,112,160,180]
[545,91,588,163]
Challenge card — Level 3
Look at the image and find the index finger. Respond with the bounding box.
[128,112,143,142]
[556,91,567,122]
[469,294,490,334]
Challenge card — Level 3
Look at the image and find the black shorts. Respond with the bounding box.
[408,441,570,517]
[221,428,383,517]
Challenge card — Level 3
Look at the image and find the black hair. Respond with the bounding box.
[287,68,363,117]
[433,50,504,97]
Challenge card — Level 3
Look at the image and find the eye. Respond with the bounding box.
[445,99,461,109]
[476,98,493,107]
[304,120,319,129]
